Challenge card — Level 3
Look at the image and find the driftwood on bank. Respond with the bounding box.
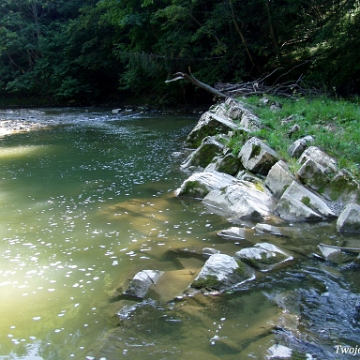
[165,68,229,99]
[166,66,322,99]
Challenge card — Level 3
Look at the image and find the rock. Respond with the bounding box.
[317,243,342,260]
[123,270,164,299]
[203,179,275,221]
[297,146,338,192]
[336,203,360,233]
[265,160,296,198]
[266,344,292,359]
[274,181,336,222]
[149,269,200,302]
[202,247,221,257]
[234,243,293,272]
[184,111,248,148]
[238,137,280,176]
[286,123,300,138]
[217,227,254,241]
[239,114,263,131]
[181,136,225,170]
[254,223,290,237]
[175,171,236,199]
[205,152,243,176]
[191,254,254,291]
[287,135,315,158]
[322,169,360,206]
[274,193,323,222]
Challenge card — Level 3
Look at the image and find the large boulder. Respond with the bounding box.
[180,136,225,171]
[336,203,360,233]
[175,171,236,199]
[202,179,275,221]
[234,243,293,272]
[274,181,336,222]
[238,137,280,176]
[265,160,296,198]
[184,111,248,148]
[191,253,255,291]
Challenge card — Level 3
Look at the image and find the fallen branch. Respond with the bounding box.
[166,67,230,99]
[166,67,322,100]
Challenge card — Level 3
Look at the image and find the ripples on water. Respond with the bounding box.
[0,108,359,359]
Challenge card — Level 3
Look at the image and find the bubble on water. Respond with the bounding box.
[32,317,41,321]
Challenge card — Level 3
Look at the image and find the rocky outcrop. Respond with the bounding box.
[176,99,359,227]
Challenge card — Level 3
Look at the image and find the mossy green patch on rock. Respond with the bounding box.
[191,275,221,290]
[182,181,209,198]
[250,144,262,159]
[301,196,311,207]
[235,260,246,276]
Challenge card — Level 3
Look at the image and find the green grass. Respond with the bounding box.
[229,95,360,179]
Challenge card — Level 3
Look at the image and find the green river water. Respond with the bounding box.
[0,108,359,360]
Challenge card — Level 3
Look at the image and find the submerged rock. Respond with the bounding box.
[191,253,254,291]
[123,270,164,299]
[217,226,255,241]
[234,243,293,272]
[266,344,292,359]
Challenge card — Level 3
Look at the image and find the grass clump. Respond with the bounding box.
[228,95,360,179]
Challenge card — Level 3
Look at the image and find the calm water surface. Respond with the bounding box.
[0,108,359,360]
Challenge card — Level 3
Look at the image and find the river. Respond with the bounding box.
[0,108,359,360]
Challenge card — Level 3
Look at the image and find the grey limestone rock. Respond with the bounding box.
[336,203,360,233]
[238,137,280,176]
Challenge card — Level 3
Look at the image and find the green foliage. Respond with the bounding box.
[241,95,360,179]
[0,0,360,104]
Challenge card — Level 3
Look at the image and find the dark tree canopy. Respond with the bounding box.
[0,0,359,105]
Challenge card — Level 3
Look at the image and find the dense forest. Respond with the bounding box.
[0,0,360,106]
